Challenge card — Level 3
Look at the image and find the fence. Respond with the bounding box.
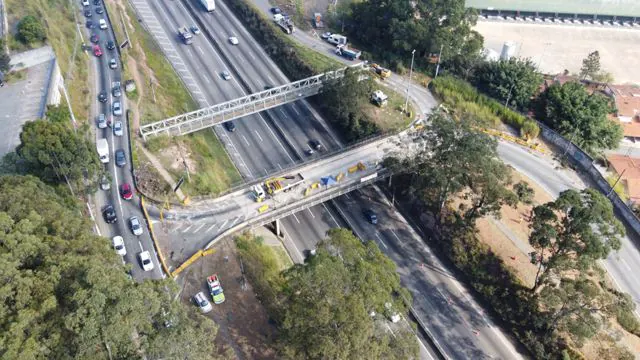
[539,124,640,237]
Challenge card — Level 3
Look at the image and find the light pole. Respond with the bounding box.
[504,83,516,108]
[404,49,416,114]
[434,44,444,78]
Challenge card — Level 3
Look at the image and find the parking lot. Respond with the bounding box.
[475,21,640,84]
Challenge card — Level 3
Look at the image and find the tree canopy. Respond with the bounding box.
[474,57,543,110]
[536,82,622,153]
[579,51,601,81]
[0,175,219,359]
[16,15,46,45]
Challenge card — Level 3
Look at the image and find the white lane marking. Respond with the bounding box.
[248,51,256,60]
[332,200,365,240]
[292,105,300,116]
[391,229,402,242]
[281,226,305,262]
[182,224,193,233]
[203,74,211,84]
[242,135,250,146]
[266,74,275,84]
[292,213,301,224]
[218,219,229,230]
[345,193,352,200]
[254,130,263,142]
[205,224,217,233]
[192,223,206,233]
[86,202,101,236]
[307,208,315,218]
[322,203,340,227]
[375,232,388,249]
[279,108,287,118]
[620,257,633,271]
[138,240,143,252]
[228,216,241,228]
[197,46,205,55]
[277,163,282,170]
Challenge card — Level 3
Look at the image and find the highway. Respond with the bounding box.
[86,0,163,280]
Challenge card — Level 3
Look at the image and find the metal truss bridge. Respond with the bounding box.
[140,63,367,140]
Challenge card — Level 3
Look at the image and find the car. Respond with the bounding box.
[100,175,110,190]
[93,0,101,5]
[113,120,123,136]
[86,20,95,29]
[93,45,102,57]
[321,31,331,39]
[112,236,127,256]
[109,58,117,69]
[190,25,200,35]
[138,251,154,271]
[96,7,104,14]
[99,19,107,30]
[120,183,133,200]
[90,33,99,43]
[207,274,226,304]
[97,113,107,128]
[193,292,213,313]
[98,91,107,102]
[221,70,231,80]
[115,149,126,167]
[270,7,281,14]
[309,139,322,151]
[106,40,115,50]
[112,81,121,97]
[305,148,314,156]
[112,101,122,116]
[84,9,92,17]
[363,209,378,224]
[224,121,236,132]
[264,85,274,90]
[228,36,239,45]
[82,0,90,6]
[129,216,143,236]
[102,205,117,224]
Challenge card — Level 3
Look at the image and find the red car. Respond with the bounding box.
[120,183,133,200]
[93,45,102,57]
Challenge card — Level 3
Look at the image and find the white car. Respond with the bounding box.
[129,216,143,236]
[138,251,154,271]
[112,101,122,116]
[221,70,231,80]
[228,36,239,45]
[97,113,107,128]
[82,0,89,6]
[193,291,213,313]
[112,236,127,256]
[113,121,123,136]
[99,18,107,30]
[109,58,118,69]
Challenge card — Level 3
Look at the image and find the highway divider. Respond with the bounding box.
[140,196,172,277]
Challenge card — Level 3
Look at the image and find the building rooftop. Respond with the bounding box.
[609,84,640,119]
[607,154,640,202]
[466,0,640,17]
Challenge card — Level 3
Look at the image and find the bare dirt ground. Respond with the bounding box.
[179,238,278,360]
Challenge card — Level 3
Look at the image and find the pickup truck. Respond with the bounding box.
[336,44,361,60]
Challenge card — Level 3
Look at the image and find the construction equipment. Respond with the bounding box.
[370,63,391,79]
[264,173,304,195]
[251,184,265,202]
[258,204,269,214]
[207,274,226,304]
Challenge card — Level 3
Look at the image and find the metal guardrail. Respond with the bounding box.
[139,63,367,139]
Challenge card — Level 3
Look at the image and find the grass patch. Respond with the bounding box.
[3,69,27,84]
[291,41,342,73]
[6,0,90,121]
[362,88,413,131]
[271,244,293,270]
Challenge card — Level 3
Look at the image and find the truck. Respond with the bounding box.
[97,138,109,163]
[370,63,391,79]
[264,173,304,195]
[314,13,324,28]
[371,90,388,107]
[200,0,215,11]
[327,34,347,46]
[207,274,225,304]
[251,184,265,202]
[273,14,294,34]
[336,44,361,60]
[178,26,193,45]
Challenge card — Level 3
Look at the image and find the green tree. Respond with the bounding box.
[386,112,516,224]
[16,15,46,45]
[514,181,535,205]
[536,81,622,153]
[0,175,219,359]
[474,57,543,109]
[277,228,417,359]
[45,104,72,123]
[579,50,601,80]
[0,50,10,73]
[17,120,100,186]
[528,189,624,292]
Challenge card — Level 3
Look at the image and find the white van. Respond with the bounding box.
[99,19,107,30]
[82,0,90,6]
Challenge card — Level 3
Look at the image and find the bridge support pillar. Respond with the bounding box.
[275,219,283,238]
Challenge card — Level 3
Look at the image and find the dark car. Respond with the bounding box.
[98,91,107,102]
[120,183,133,200]
[115,149,126,167]
[95,6,104,14]
[103,205,117,224]
[93,0,101,5]
[84,9,92,17]
[224,121,236,132]
[309,139,322,151]
[106,40,115,50]
[363,209,378,225]
[86,20,95,29]
[270,7,281,14]
[90,33,99,43]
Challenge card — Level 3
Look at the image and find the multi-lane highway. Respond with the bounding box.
[84,0,163,280]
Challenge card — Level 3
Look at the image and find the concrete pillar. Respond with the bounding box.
[275,219,283,238]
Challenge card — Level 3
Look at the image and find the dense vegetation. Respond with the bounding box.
[236,229,418,359]
[16,15,46,45]
[473,57,543,110]
[0,175,219,359]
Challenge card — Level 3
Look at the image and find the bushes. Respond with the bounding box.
[16,15,46,45]
[430,76,540,139]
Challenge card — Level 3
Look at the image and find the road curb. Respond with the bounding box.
[140,196,172,277]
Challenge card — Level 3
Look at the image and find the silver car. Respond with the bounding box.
[129,216,143,236]
[112,101,122,116]
[193,291,213,313]
[97,113,107,128]
[113,121,123,136]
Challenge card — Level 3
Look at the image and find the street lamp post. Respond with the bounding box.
[404,49,416,114]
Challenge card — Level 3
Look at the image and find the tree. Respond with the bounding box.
[474,57,543,110]
[528,188,624,292]
[536,81,622,153]
[386,112,516,224]
[45,104,72,123]
[514,181,535,205]
[579,50,601,80]
[592,71,614,84]
[0,50,10,73]
[277,228,417,359]
[17,120,100,186]
[16,15,46,45]
[0,175,219,359]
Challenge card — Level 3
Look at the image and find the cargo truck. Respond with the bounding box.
[200,0,215,11]
[273,14,294,34]
[370,63,391,79]
[97,138,109,163]
[336,44,361,60]
[264,173,304,195]
[178,26,193,44]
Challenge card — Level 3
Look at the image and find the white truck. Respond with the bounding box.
[200,0,215,12]
[97,138,109,163]
[327,34,347,46]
